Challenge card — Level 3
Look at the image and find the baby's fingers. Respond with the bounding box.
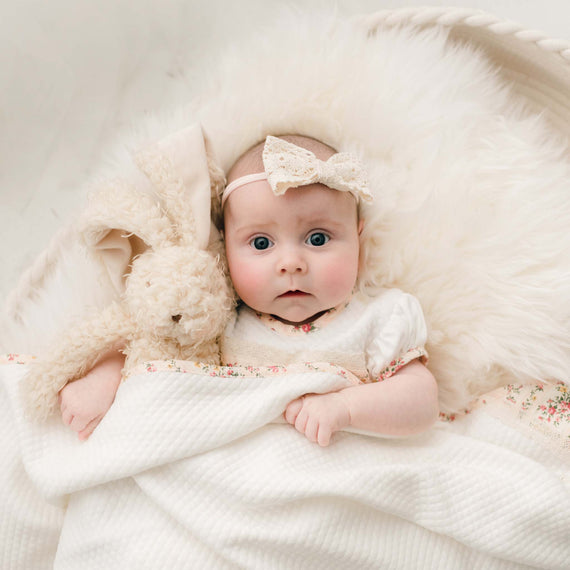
[297,414,333,447]
[61,408,74,427]
[294,406,309,435]
[303,416,320,444]
[61,409,90,435]
[284,397,304,425]
[78,416,102,441]
[317,425,332,447]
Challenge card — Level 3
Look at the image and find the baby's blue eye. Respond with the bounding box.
[251,236,273,250]
[306,232,329,247]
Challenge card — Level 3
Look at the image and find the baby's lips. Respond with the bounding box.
[278,290,309,298]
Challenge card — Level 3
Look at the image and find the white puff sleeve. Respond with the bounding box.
[365,291,428,381]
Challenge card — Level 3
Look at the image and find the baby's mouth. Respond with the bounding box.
[278,290,309,298]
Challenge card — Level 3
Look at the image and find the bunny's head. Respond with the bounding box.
[82,125,235,355]
[126,244,231,348]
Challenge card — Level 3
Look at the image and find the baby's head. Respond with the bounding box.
[222,135,370,325]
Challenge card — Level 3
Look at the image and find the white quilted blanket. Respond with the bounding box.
[1,358,569,569]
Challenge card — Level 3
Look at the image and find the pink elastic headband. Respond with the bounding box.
[221,172,267,207]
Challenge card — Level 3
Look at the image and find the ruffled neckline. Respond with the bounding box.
[254,299,350,336]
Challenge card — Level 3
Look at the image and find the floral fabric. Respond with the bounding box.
[376,346,428,382]
[479,382,570,452]
[0,354,35,365]
[128,359,362,385]
[440,380,570,458]
[255,299,350,336]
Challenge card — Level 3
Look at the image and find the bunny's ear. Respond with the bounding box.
[79,180,175,292]
[80,181,175,249]
[77,124,218,294]
[133,124,215,250]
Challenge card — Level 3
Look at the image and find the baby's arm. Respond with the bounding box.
[59,348,125,441]
[284,360,438,447]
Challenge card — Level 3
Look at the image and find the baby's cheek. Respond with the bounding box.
[322,257,359,297]
[229,259,267,305]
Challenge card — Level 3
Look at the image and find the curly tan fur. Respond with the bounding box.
[21,128,234,421]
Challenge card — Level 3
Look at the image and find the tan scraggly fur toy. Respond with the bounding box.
[21,130,235,421]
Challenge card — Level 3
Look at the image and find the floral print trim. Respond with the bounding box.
[499,383,570,427]
[438,409,472,423]
[374,347,429,382]
[440,381,570,457]
[479,382,570,450]
[127,359,361,385]
[255,299,351,336]
[0,353,36,365]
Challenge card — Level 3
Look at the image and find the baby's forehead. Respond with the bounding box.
[225,181,358,229]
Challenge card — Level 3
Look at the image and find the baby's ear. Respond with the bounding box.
[358,219,365,235]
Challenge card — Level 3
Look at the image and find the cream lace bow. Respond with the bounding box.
[262,136,373,203]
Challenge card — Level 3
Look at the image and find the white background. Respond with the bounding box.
[1,0,569,301]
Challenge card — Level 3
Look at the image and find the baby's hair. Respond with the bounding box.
[227,134,337,184]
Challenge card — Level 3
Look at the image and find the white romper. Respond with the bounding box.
[221,288,428,382]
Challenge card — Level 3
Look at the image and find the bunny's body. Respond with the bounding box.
[21,125,234,421]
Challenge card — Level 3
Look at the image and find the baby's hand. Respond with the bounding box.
[284,392,351,447]
[59,352,123,441]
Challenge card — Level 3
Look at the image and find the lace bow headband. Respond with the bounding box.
[221,136,373,206]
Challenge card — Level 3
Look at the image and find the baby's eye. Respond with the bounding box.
[306,232,330,247]
[250,236,274,250]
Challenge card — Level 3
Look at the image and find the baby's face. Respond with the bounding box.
[224,181,361,325]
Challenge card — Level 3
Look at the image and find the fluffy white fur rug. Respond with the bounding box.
[4,10,570,413]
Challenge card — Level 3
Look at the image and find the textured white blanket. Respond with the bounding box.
[1,358,569,569]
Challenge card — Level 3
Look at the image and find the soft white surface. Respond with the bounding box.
[2,360,569,569]
[1,0,569,302]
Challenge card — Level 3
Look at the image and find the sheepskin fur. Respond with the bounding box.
[5,10,570,413]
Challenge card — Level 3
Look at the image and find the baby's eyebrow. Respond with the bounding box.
[297,216,348,229]
[233,218,343,234]
[230,221,275,235]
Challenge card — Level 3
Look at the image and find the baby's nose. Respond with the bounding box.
[278,248,308,274]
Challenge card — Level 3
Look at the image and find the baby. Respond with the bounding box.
[221,135,438,445]
[58,135,439,445]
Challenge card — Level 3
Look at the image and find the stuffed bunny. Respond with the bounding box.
[21,125,235,421]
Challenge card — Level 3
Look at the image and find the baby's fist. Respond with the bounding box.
[284,392,351,447]
[59,378,110,441]
[58,353,123,441]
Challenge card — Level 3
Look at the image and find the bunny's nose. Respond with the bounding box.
[171,314,182,323]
